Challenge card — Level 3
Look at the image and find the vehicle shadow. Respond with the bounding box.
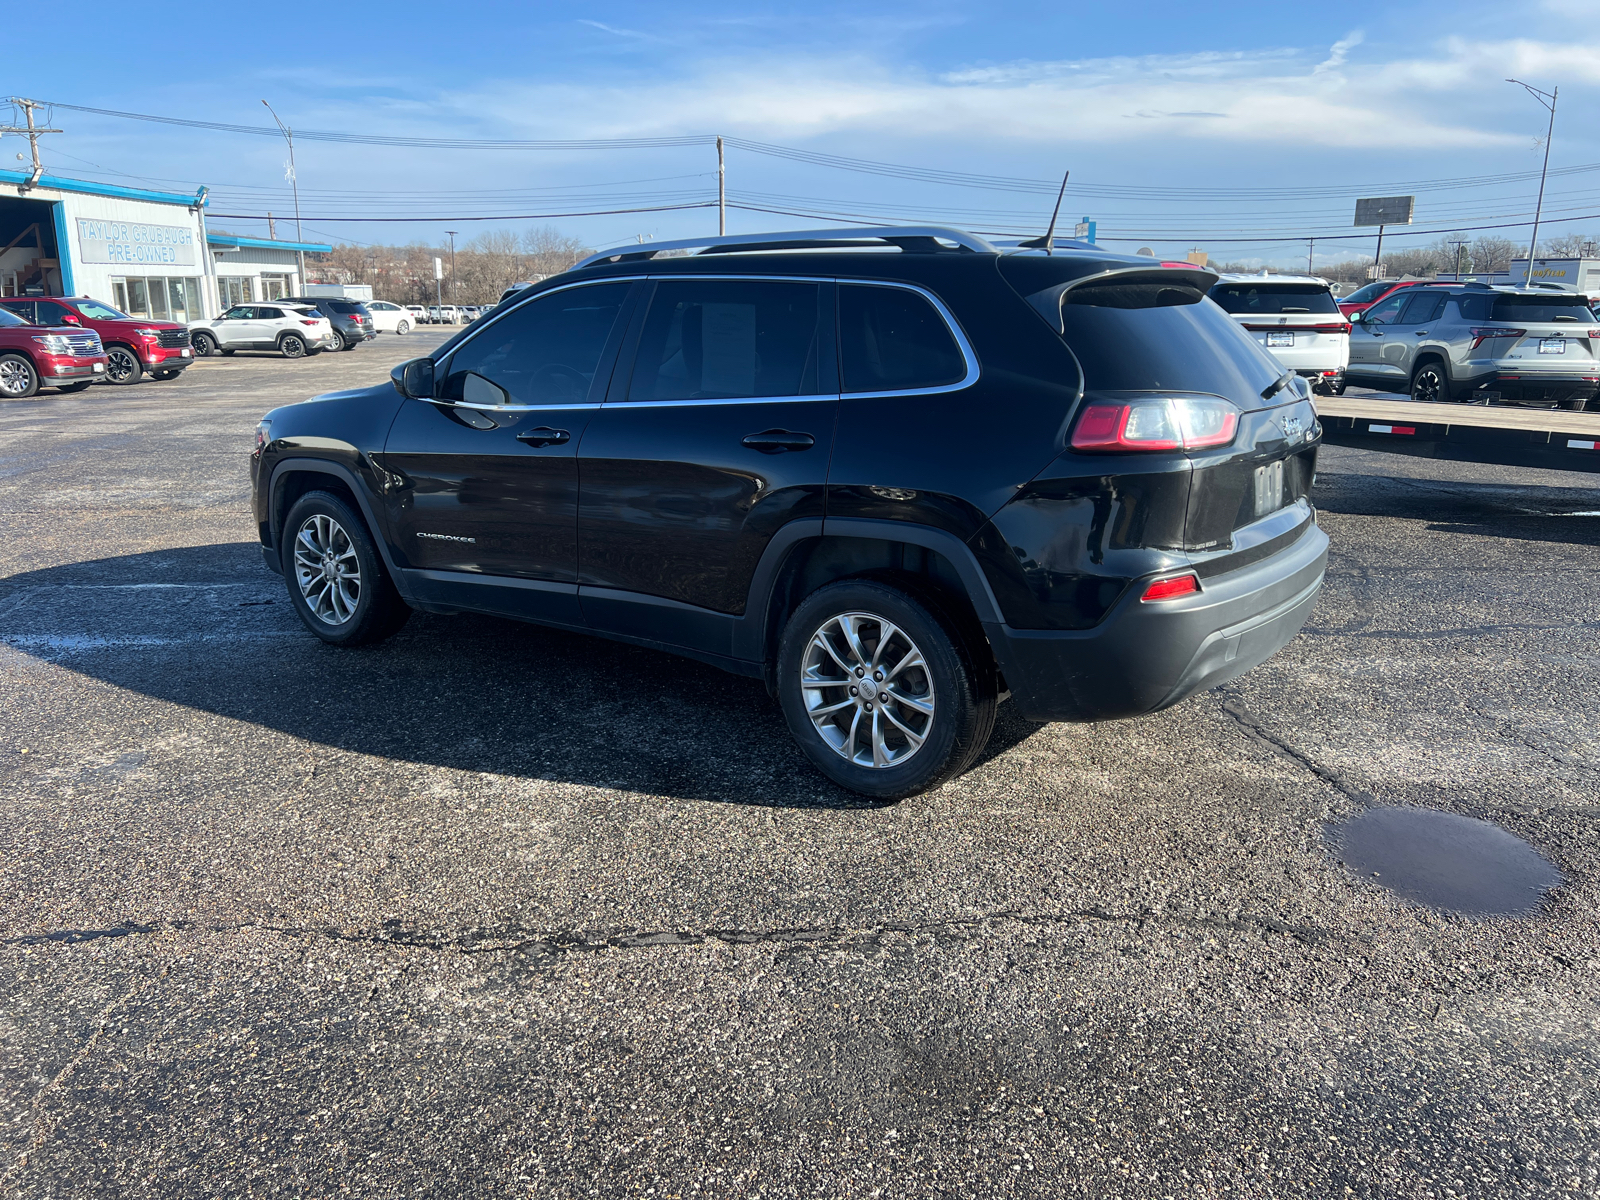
[1314,472,1600,547]
[0,544,893,810]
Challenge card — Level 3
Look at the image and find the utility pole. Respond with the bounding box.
[1,99,61,191]
[1507,79,1557,284]
[1448,238,1470,280]
[446,230,458,310]
[1307,238,1315,274]
[717,137,726,236]
[261,101,306,289]
[1373,225,1386,279]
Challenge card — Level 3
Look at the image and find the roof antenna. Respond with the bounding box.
[1040,169,1070,256]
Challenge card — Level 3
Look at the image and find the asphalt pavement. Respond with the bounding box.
[1,337,1596,1198]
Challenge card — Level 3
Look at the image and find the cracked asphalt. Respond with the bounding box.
[0,341,1597,1198]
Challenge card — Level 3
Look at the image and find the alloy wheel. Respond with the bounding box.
[0,357,34,396]
[105,347,138,383]
[292,513,363,625]
[1413,367,1444,404]
[801,611,935,768]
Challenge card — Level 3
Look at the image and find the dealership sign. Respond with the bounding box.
[76,219,197,267]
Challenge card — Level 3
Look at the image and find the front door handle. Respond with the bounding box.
[1371,331,1384,337]
[516,427,570,447]
[742,429,815,454]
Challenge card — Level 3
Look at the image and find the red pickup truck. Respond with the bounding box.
[0,305,109,398]
[0,296,192,385]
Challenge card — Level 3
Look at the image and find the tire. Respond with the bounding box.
[1410,360,1447,404]
[0,354,40,398]
[280,334,307,359]
[281,491,411,646]
[396,320,410,335]
[55,380,94,393]
[191,332,217,357]
[776,579,997,800]
[327,331,347,352]
[104,345,143,385]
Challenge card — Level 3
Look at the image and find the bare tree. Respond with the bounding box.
[1538,231,1600,258]
[521,226,591,278]
[1470,236,1519,273]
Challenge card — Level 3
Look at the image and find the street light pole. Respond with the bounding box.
[446,230,458,313]
[1507,79,1558,285]
[261,101,306,290]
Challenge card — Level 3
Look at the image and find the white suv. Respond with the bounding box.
[1209,274,1350,395]
[188,303,335,359]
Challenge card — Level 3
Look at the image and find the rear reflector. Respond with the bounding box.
[1140,573,1201,602]
[1367,424,1416,435]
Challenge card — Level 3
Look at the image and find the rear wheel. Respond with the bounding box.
[1410,361,1447,404]
[327,331,347,352]
[190,332,217,357]
[282,491,410,646]
[280,334,307,359]
[0,355,39,398]
[104,345,143,385]
[777,579,996,800]
[396,320,410,335]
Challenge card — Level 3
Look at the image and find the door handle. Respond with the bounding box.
[1371,331,1384,337]
[516,427,570,447]
[741,429,815,454]
[1414,330,1428,336]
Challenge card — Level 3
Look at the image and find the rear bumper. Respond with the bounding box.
[988,522,1329,722]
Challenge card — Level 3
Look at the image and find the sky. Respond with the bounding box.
[9,0,1600,267]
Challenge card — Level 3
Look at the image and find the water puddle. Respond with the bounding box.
[1327,806,1563,917]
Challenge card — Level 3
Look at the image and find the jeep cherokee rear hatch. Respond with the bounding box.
[999,258,1319,577]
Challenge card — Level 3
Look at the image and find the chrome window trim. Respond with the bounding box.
[420,398,601,413]
[604,394,837,410]
[836,280,980,399]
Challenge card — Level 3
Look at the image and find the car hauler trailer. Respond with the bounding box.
[1316,394,1600,475]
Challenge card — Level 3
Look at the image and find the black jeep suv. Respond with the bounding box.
[251,227,1328,798]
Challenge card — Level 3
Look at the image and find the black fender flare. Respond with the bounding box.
[267,456,415,601]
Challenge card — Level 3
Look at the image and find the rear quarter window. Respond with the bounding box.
[839,284,967,393]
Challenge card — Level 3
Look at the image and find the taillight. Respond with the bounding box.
[1071,396,1241,453]
[1469,326,1526,350]
[1140,573,1200,602]
[299,319,319,326]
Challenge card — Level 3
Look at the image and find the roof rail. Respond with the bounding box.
[572,225,998,271]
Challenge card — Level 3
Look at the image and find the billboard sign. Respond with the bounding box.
[1353,196,1414,227]
[76,219,197,267]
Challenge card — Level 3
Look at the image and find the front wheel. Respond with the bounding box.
[190,332,217,357]
[282,491,411,646]
[0,354,40,398]
[1410,362,1447,404]
[104,345,143,385]
[280,334,307,359]
[777,580,997,800]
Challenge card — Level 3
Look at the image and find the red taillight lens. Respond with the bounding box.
[1469,326,1527,350]
[299,319,319,326]
[1071,397,1240,453]
[1141,573,1200,602]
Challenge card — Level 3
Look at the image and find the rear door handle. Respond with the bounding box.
[516,427,570,447]
[1414,330,1428,336]
[741,429,815,454]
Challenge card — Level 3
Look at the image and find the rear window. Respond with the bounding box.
[1457,293,1596,323]
[1208,284,1338,315]
[1055,282,1283,398]
[316,300,365,314]
[630,279,821,401]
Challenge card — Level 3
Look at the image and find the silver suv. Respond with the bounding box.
[1347,285,1600,409]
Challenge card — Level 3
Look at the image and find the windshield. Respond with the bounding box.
[1344,280,1396,305]
[1209,284,1339,315]
[75,299,130,320]
[0,307,25,328]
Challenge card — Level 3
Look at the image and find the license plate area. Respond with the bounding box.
[1539,338,1566,354]
[1254,459,1285,517]
[1266,331,1294,347]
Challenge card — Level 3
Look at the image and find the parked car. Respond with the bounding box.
[1346,284,1600,408]
[460,305,481,323]
[282,296,374,351]
[0,295,191,385]
[364,301,413,335]
[251,225,1328,798]
[1209,275,1350,395]
[426,306,446,324]
[1337,278,1429,318]
[189,303,335,359]
[0,303,108,397]
[405,305,428,326]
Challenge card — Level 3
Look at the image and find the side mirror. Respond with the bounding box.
[391,357,435,399]
[1348,310,1364,323]
[60,313,82,325]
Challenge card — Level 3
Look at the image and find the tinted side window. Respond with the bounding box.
[443,282,630,406]
[258,308,283,321]
[839,284,965,393]
[1396,292,1447,324]
[627,280,820,402]
[1362,292,1410,325]
[34,301,73,325]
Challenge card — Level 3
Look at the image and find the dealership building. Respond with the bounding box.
[0,168,330,322]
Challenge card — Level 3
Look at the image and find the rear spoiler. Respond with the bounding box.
[1025,265,1220,333]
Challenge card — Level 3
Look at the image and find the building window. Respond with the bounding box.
[260,274,290,301]
[219,277,253,308]
[109,276,204,322]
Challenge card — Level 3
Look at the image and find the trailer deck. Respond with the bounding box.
[1315,394,1600,474]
